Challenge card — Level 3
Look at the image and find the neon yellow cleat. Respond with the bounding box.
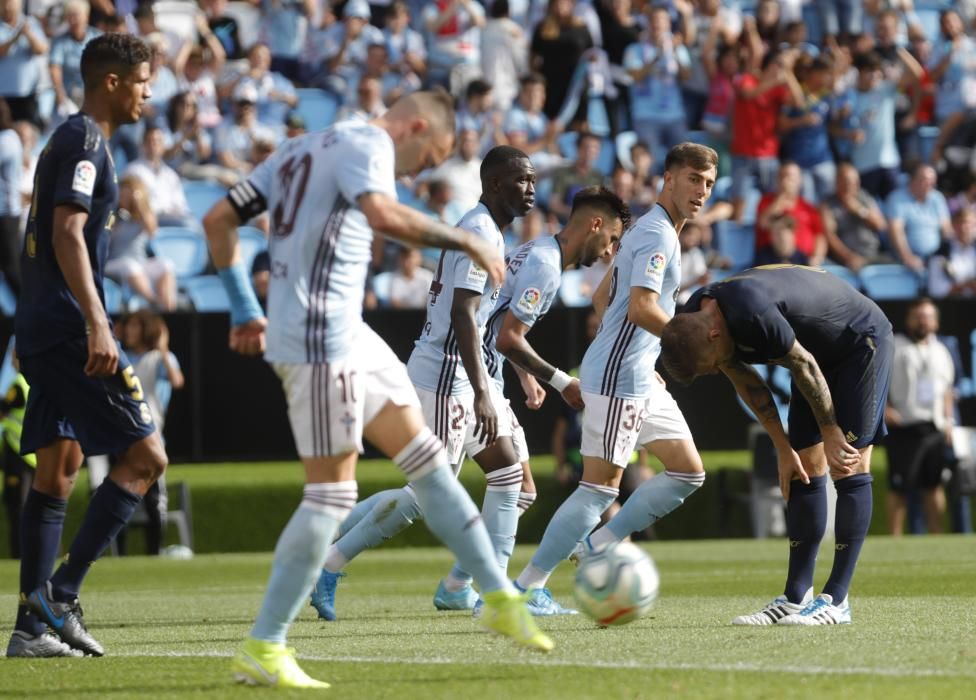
[479,590,555,652]
[232,638,331,689]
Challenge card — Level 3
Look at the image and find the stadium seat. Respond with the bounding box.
[686,130,708,147]
[558,269,591,307]
[152,228,210,279]
[712,175,732,202]
[714,221,755,271]
[802,3,824,46]
[859,264,921,300]
[914,2,950,43]
[184,180,227,223]
[295,89,339,132]
[238,226,268,271]
[821,263,861,290]
[0,277,15,316]
[102,277,123,315]
[182,275,231,312]
[224,1,261,49]
[615,130,638,171]
[557,132,617,177]
[586,96,611,137]
[372,271,394,307]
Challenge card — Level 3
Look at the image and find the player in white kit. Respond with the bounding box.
[311,187,631,619]
[512,143,720,612]
[202,92,552,689]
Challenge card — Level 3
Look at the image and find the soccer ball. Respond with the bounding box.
[573,541,659,626]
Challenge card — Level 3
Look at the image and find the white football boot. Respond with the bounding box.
[731,588,813,626]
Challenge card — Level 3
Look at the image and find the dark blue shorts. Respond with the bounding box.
[19,337,156,457]
[787,331,894,452]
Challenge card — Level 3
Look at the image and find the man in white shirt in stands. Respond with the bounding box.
[389,246,434,308]
[426,128,482,211]
[124,124,194,227]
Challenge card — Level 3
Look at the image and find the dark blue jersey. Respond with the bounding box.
[15,113,118,357]
[683,264,892,368]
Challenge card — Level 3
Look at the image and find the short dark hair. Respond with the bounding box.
[480,145,530,181]
[81,33,152,90]
[520,72,546,88]
[570,186,632,231]
[578,132,602,149]
[906,296,937,316]
[854,50,882,72]
[660,314,711,385]
[465,79,493,100]
[664,142,719,173]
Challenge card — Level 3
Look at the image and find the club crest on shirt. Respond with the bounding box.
[72,160,97,196]
[516,287,542,314]
[645,252,666,278]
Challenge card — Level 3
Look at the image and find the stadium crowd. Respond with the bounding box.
[0,0,972,311]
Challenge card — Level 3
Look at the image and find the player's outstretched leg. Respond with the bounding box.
[312,487,423,620]
[782,473,872,626]
[733,473,826,625]
[233,480,358,688]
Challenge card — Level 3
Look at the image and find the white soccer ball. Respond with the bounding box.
[573,541,659,627]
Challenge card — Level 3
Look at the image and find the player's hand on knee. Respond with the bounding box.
[473,392,498,445]
[561,379,584,410]
[229,318,267,356]
[823,427,860,474]
[777,448,808,501]
[85,322,119,377]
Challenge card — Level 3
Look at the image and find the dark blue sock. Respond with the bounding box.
[50,479,141,602]
[17,490,67,634]
[783,475,828,604]
[822,474,873,603]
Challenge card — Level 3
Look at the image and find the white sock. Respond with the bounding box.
[322,544,348,574]
[517,491,537,516]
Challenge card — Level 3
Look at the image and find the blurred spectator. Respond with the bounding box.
[753,214,809,266]
[594,0,641,134]
[623,3,691,168]
[927,9,976,166]
[424,179,466,225]
[201,0,245,60]
[480,0,527,112]
[700,17,738,146]
[730,34,802,221]
[11,120,35,220]
[162,91,231,186]
[308,0,383,96]
[948,175,976,217]
[0,97,19,296]
[118,310,184,555]
[500,73,562,174]
[224,43,298,126]
[176,23,226,130]
[337,75,387,120]
[105,176,177,311]
[456,78,496,156]
[389,246,433,309]
[531,0,593,123]
[124,125,193,228]
[134,2,182,61]
[885,298,955,536]
[284,110,306,139]
[678,220,710,305]
[215,82,278,177]
[885,163,951,271]
[347,43,414,108]
[422,0,485,85]
[48,0,98,117]
[835,48,921,201]
[383,2,426,85]
[779,56,836,203]
[755,161,826,265]
[628,141,659,214]
[0,0,48,127]
[426,128,482,211]
[819,0,864,42]
[548,131,604,222]
[262,0,312,83]
[821,162,889,271]
[753,0,781,48]
[144,33,179,122]
[928,209,976,298]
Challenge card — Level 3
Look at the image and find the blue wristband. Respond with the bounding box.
[217,263,264,326]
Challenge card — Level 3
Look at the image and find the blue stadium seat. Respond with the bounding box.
[238,226,268,272]
[0,277,15,316]
[715,221,755,271]
[295,89,339,132]
[914,2,949,43]
[184,180,227,222]
[557,132,617,176]
[918,125,941,163]
[151,228,210,279]
[558,269,591,308]
[740,187,762,225]
[586,96,611,137]
[712,175,732,202]
[182,276,231,312]
[821,263,861,290]
[802,3,824,46]
[686,130,708,147]
[372,271,394,307]
[102,277,123,315]
[859,264,921,300]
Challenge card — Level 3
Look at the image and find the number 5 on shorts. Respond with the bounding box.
[122,366,144,401]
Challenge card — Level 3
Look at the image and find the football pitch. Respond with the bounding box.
[0,537,973,699]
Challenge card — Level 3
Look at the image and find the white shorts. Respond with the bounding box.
[416,383,514,466]
[580,383,693,469]
[274,326,420,458]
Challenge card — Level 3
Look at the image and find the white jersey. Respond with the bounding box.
[483,236,563,388]
[407,203,504,396]
[227,120,397,364]
[580,204,681,399]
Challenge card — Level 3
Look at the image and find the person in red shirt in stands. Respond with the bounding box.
[729,17,802,221]
[755,161,826,266]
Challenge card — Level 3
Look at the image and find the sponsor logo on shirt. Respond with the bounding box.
[516,287,542,315]
[466,262,488,287]
[72,160,96,196]
[645,252,666,278]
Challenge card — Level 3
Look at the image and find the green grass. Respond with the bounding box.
[2,536,974,699]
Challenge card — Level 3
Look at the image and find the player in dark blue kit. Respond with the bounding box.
[660,264,893,626]
[5,34,166,658]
